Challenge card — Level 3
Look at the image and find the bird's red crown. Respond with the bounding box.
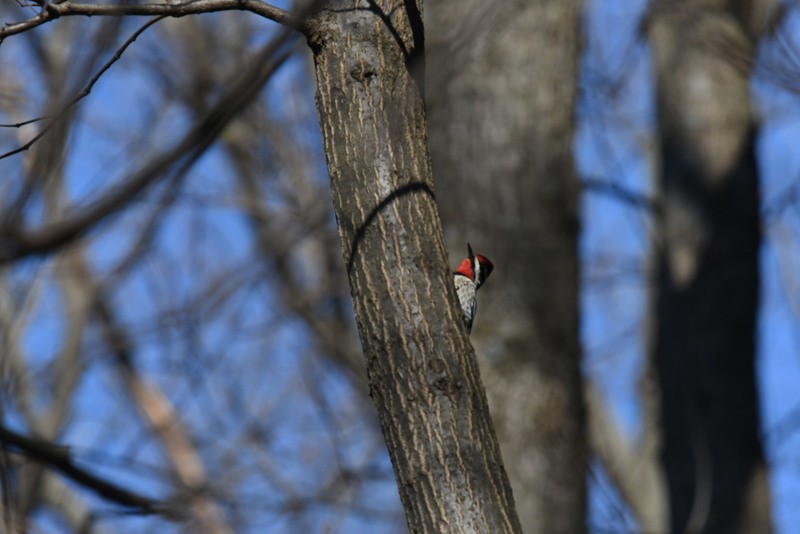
[454,244,494,287]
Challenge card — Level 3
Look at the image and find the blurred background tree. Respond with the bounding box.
[1,0,800,532]
[427,1,585,532]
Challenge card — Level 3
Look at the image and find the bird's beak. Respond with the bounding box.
[468,243,479,281]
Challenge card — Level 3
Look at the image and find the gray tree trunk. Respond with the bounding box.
[306,2,522,531]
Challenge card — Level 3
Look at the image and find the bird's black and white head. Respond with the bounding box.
[467,243,494,289]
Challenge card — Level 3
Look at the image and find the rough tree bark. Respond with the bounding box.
[647,1,772,532]
[304,1,521,532]
[426,1,586,532]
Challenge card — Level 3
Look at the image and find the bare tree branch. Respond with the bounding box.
[77,257,232,534]
[582,177,660,214]
[0,16,164,161]
[39,473,113,534]
[0,25,301,264]
[0,0,298,39]
[586,381,667,532]
[0,425,169,516]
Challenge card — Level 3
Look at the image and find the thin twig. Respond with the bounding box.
[0,25,301,264]
[582,177,660,214]
[0,116,48,128]
[0,16,164,161]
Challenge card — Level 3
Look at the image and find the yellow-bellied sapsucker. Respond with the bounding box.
[453,243,494,334]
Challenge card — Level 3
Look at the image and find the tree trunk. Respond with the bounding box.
[426,1,586,532]
[647,2,771,532]
[305,2,521,531]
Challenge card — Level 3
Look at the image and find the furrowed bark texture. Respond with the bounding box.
[305,2,521,532]
[426,1,586,531]
[648,2,771,532]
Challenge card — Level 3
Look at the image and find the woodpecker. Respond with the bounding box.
[453,243,494,334]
